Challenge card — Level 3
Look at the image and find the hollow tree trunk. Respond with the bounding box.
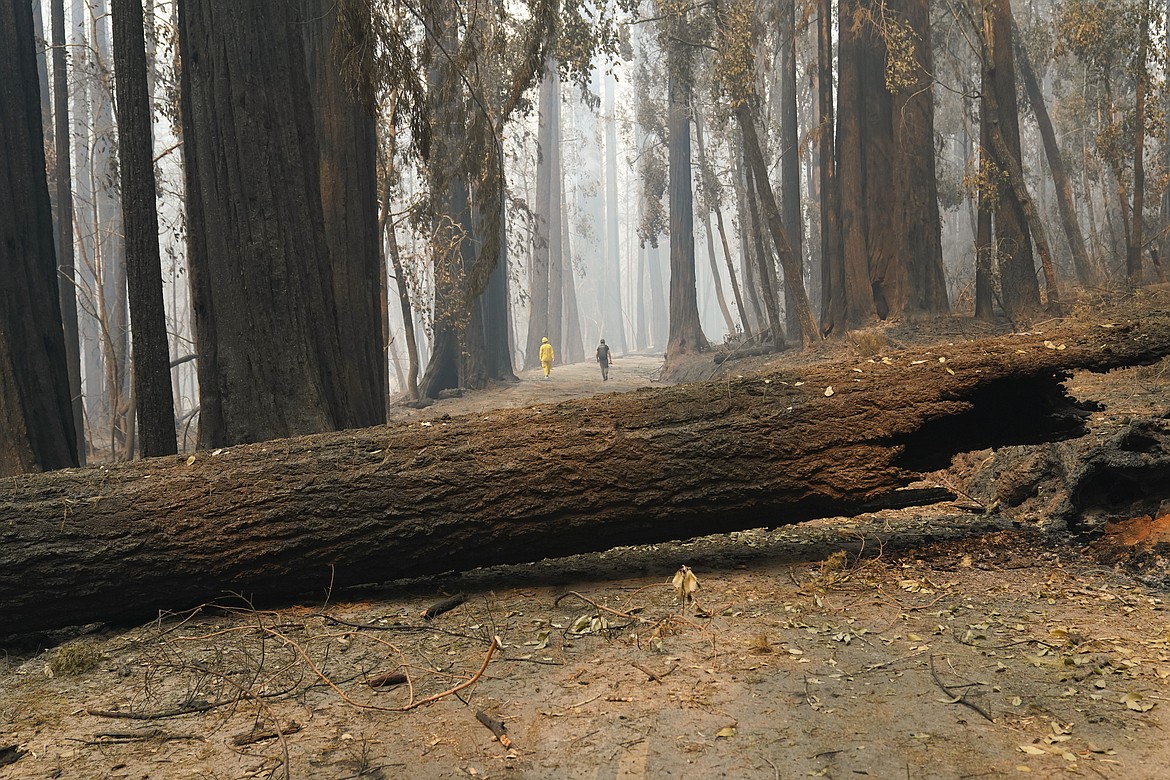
[4,310,1170,637]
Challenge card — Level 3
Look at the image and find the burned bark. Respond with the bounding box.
[3,312,1170,637]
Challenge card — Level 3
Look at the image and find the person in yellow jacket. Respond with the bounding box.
[539,336,554,379]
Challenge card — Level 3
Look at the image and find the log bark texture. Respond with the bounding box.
[3,310,1170,637]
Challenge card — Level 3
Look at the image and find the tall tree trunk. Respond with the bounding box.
[300,0,385,427]
[547,76,565,361]
[603,72,628,353]
[179,0,348,446]
[1126,2,1149,287]
[524,66,556,369]
[94,0,133,457]
[665,54,708,359]
[1011,18,1097,287]
[778,0,803,338]
[981,0,1041,320]
[112,0,177,457]
[0,0,78,476]
[51,0,86,464]
[817,0,841,336]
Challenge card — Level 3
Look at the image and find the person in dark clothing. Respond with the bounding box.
[596,339,612,380]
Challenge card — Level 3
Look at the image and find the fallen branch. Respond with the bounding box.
[475,709,513,749]
[631,661,678,683]
[367,670,408,689]
[555,591,651,625]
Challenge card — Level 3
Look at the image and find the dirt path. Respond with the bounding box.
[387,353,664,424]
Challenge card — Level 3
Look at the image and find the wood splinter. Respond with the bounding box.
[475,709,512,749]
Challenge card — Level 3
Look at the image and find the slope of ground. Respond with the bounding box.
[2,292,1169,779]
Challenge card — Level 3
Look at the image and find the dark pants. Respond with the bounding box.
[599,362,609,380]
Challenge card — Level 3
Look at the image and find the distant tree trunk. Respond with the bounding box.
[179,0,348,446]
[734,142,765,333]
[300,0,385,427]
[603,72,628,353]
[817,0,842,335]
[694,103,746,337]
[0,0,78,475]
[981,0,1041,320]
[975,55,996,321]
[561,183,585,362]
[525,66,556,369]
[51,0,85,464]
[648,241,669,350]
[744,158,784,341]
[778,0,803,338]
[482,197,518,380]
[94,0,133,457]
[738,107,818,346]
[112,0,177,457]
[665,54,709,360]
[1012,18,1097,287]
[547,77,565,362]
[380,181,419,401]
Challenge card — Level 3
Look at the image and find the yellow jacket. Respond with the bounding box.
[539,341,554,363]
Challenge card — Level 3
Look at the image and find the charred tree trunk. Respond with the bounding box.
[4,311,1170,637]
[179,0,348,446]
[112,0,177,458]
[50,0,86,465]
[524,65,556,369]
[0,0,78,476]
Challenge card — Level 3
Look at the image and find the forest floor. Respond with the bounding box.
[3,292,1170,779]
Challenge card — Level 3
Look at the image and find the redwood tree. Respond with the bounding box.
[0,0,78,476]
[179,0,349,447]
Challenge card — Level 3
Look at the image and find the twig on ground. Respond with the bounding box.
[555,591,652,624]
[401,636,500,711]
[630,661,678,683]
[929,655,993,722]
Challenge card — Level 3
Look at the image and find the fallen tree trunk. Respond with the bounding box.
[3,310,1170,637]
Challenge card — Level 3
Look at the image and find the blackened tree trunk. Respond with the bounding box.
[7,309,1170,636]
[778,0,804,338]
[744,155,784,341]
[300,0,385,427]
[694,102,745,337]
[112,0,177,457]
[665,52,709,360]
[982,0,1041,319]
[0,0,78,476]
[50,0,85,464]
[817,0,842,335]
[179,0,348,446]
